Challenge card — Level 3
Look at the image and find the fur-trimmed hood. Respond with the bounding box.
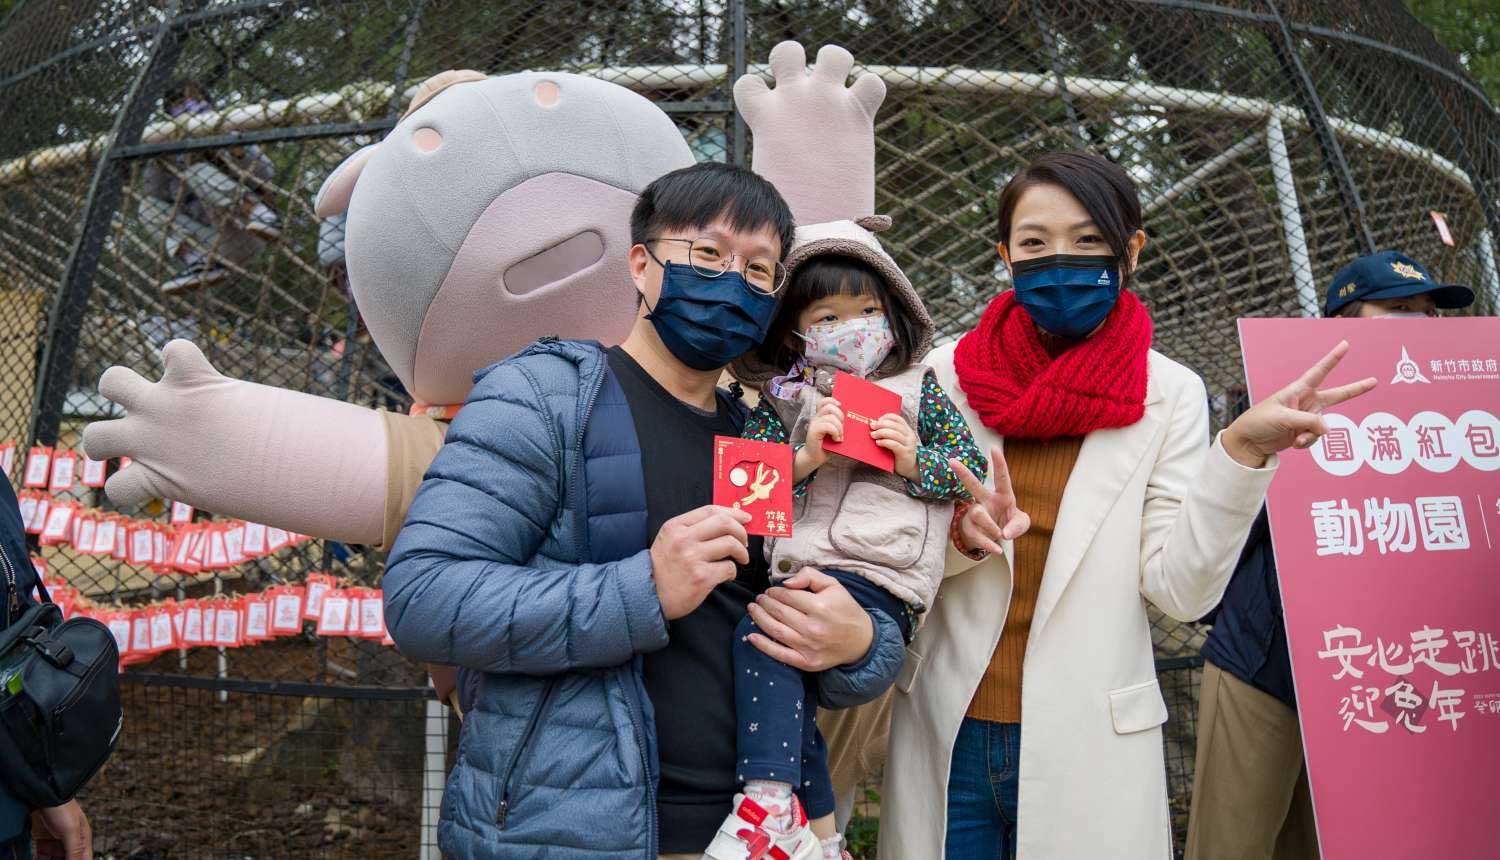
[732,215,935,389]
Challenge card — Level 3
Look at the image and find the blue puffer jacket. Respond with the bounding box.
[384,339,904,859]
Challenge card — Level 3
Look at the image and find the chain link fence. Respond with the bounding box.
[0,0,1495,856]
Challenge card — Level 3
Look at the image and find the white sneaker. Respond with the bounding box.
[161,260,228,294]
[242,202,282,241]
[701,793,819,860]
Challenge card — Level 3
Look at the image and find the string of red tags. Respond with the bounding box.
[7,443,311,574]
[35,570,394,667]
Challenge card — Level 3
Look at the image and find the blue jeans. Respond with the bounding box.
[945,717,1020,860]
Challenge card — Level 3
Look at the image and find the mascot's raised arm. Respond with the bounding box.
[83,68,693,547]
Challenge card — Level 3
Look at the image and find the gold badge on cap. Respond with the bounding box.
[1391,261,1425,281]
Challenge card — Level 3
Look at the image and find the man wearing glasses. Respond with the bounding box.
[383,162,905,860]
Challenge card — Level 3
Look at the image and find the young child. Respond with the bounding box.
[706,217,987,860]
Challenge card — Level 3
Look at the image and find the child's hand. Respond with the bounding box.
[794,398,843,483]
[803,399,844,462]
[872,413,919,481]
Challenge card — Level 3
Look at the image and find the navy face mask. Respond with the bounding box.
[646,261,778,371]
[1010,253,1123,339]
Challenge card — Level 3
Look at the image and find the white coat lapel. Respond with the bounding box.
[1027,365,1166,643]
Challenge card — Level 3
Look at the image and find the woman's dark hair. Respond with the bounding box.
[996,151,1144,289]
[756,254,921,375]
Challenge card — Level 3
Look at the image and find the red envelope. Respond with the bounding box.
[713,436,794,538]
[822,371,903,473]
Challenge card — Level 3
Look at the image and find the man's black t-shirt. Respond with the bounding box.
[606,346,769,853]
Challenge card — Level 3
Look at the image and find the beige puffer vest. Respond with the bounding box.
[762,362,952,612]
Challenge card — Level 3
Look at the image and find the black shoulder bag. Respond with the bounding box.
[0,544,121,808]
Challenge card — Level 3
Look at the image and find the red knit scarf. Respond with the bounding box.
[953,290,1153,440]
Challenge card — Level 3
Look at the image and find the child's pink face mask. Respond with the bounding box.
[797,315,894,378]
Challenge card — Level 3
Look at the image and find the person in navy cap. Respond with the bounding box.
[1186,250,1476,860]
[1323,249,1475,318]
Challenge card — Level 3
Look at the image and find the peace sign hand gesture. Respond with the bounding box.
[1222,340,1378,468]
[949,445,1031,557]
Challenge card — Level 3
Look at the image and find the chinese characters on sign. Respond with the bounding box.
[1240,318,1499,858]
[1309,495,1470,556]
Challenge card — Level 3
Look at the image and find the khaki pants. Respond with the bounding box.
[1186,662,1320,860]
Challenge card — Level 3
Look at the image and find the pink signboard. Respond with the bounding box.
[1239,317,1500,858]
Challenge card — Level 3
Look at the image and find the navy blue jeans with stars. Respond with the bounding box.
[734,569,911,820]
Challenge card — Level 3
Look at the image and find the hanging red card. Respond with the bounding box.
[27,496,49,535]
[128,522,155,566]
[212,601,242,647]
[169,500,194,525]
[358,589,387,640]
[182,600,205,646]
[39,502,74,546]
[820,371,902,473]
[242,522,267,556]
[303,573,333,620]
[149,605,176,652]
[243,595,271,642]
[0,442,14,477]
[270,586,305,636]
[130,611,152,655]
[203,603,220,645]
[205,525,230,570]
[16,491,38,533]
[80,455,107,488]
[712,436,794,538]
[92,516,119,556]
[48,450,77,493]
[22,447,51,489]
[316,590,352,637]
[223,523,246,565]
[104,612,132,657]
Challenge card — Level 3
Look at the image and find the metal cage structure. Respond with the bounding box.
[0,1,1495,857]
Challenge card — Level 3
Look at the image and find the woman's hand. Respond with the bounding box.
[746,569,874,671]
[950,445,1030,556]
[1222,340,1377,468]
[871,413,920,481]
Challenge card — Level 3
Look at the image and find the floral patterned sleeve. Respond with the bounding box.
[908,373,987,500]
[742,398,816,497]
[742,398,790,444]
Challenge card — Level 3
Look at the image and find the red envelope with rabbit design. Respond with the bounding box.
[713,436,793,538]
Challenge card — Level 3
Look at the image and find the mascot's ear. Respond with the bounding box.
[315,144,379,217]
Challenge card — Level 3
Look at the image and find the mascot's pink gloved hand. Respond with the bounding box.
[82,339,388,545]
[733,41,887,224]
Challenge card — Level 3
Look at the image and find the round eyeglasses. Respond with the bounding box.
[644,236,787,296]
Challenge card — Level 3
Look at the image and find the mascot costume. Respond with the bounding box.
[84,38,894,838]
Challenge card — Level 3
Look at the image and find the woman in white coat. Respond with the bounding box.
[878,152,1375,859]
